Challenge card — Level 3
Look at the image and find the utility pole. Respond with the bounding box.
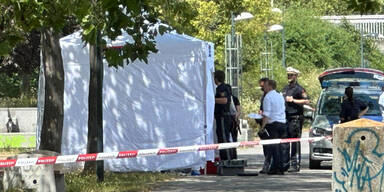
[361,30,364,68]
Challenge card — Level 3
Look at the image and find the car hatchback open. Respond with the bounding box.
[309,68,384,169]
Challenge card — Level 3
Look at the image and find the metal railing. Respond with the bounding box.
[322,15,384,39]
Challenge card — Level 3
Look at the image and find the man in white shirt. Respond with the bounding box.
[379,86,384,121]
[261,80,287,175]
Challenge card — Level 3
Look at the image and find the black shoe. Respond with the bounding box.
[287,167,300,172]
[259,170,267,174]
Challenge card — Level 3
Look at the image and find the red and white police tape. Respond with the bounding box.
[0,136,329,168]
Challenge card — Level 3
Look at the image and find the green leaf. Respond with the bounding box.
[0,42,12,56]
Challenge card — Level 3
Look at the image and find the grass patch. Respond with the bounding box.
[65,171,178,192]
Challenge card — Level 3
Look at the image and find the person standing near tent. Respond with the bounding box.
[229,93,241,159]
[282,67,310,172]
[214,70,232,160]
[261,79,286,175]
[256,77,272,174]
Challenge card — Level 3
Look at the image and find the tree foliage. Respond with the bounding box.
[74,0,173,174]
[2,0,384,134]
[345,0,383,14]
[77,0,169,67]
[0,31,40,98]
[237,1,384,119]
[0,0,79,153]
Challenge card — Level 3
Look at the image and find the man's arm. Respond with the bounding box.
[261,116,268,130]
[215,97,227,104]
[359,106,369,118]
[358,100,369,118]
[285,87,310,104]
[215,87,229,104]
[235,105,241,119]
[261,94,271,130]
[290,97,310,104]
[339,102,346,123]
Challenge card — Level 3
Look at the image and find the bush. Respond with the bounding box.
[0,97,37,107]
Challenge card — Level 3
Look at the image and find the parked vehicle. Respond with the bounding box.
[309,68,384,169]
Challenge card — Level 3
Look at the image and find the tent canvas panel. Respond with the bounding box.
[37,31,215,171]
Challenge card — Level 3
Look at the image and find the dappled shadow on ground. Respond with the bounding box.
[154,143,333,192]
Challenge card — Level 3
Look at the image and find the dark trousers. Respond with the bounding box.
[229,116,238,159]
[287,116,304,168]
[215,115,232,160]
[258,129,271,172]
[265,122,287,172]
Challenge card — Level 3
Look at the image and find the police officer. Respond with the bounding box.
[282,67,310,172]
[214,70,232,160]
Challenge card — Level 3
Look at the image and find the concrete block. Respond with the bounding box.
[333,118,384,192]
[2,150,60,192]
[238,119,249,142]
[0,108,37,133]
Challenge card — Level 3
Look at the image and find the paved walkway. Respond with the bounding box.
[153,169,331,192]
[153,132,333,191]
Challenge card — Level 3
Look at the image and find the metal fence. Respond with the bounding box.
[322,15,384,39]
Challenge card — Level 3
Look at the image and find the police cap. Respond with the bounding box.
[286,67,300,75]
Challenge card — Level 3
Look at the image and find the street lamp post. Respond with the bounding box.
[267,24,285,68]
[361,30,364,68]
[282,23,286,68]
[226,12,254,98]
[266,7,285,69]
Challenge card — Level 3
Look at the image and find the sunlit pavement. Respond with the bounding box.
[153,132,332,192]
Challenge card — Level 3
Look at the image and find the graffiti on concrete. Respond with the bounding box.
[333,128,384,192]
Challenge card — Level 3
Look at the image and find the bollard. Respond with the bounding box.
[333,118,384,192]
[2,150,65,192]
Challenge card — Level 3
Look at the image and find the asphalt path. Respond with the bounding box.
[153,132,332,192]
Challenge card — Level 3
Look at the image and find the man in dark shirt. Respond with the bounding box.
[340,87,369,123]
[214,70,232,160]
[282,67,310,172]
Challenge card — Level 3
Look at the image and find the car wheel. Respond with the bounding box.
[309,158,321,169]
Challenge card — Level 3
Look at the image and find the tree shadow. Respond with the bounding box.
[57,31,215,171]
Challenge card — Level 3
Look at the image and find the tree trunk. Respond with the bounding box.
[84,31,104,180]
[39,28,64,153]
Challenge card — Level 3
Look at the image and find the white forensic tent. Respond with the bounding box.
[36,30,215,171]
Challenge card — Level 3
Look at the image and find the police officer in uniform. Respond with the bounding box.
[214,70,232,160]
[282,67,310,172]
